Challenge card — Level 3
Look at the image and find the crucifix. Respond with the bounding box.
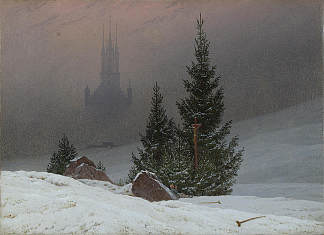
[192,117,202,170]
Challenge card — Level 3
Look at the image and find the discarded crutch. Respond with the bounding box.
[199,201,221,204]
[236,216,266,227]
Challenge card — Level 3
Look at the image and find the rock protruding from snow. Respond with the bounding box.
[131,171,178,202]
[70,156,96,167]
[64,156,112,183]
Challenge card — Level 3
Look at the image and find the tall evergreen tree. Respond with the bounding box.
[128,82,176,180]
[177,14,224,135]
[176,14,243,195]
[47,134,77,175]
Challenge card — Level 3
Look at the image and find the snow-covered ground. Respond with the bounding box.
[2,171,324,234]
[232,183,323,202]
[232,99,323,184]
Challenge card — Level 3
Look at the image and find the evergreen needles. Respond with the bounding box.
[47,134,77,175]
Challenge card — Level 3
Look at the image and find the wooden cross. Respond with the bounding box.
[192,117,201,170]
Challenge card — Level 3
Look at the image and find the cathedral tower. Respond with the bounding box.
[84,18,132,115]
[99,17,120,93]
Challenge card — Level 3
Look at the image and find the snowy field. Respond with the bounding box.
[2,171,324,234]
[233,99,323,184]
[1,99,323,234]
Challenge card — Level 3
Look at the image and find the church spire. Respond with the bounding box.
[115,23,118,48]
[108,16,113,50]
[101,24,105,55]
[107,16,114,73]
[100,23,106,81]
[115,23,119,72]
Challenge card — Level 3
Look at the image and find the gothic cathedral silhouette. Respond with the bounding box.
[84,18,132,116]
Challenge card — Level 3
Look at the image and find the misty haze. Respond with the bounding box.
[1,0,323,234]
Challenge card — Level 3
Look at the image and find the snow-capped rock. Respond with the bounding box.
[132,171,178,202]
[64,156,112,183]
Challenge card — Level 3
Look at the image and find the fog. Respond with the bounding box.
[1,0,322,158]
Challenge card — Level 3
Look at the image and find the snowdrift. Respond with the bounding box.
[2,171,324,234]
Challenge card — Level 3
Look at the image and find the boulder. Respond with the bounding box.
[72,156,96,168]
[64,156,112,183]
[131,171,178,202]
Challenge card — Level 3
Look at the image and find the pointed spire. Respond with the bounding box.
[115,22,119,73]
[101,23,105,55]
[115,23,118,48]
[102,24,105,47]
[101,23,107,80]
[108,16,112,48]
[109,16,112,35]
[106,16,113,73]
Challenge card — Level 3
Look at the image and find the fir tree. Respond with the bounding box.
[177,14,224,135]
[128,82,176,180]
[47,134,77,175]
[176,14,243,195]
[142,82,176,161]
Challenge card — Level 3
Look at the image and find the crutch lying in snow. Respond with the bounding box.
[236,216,266,227]
[199,200,221,204]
